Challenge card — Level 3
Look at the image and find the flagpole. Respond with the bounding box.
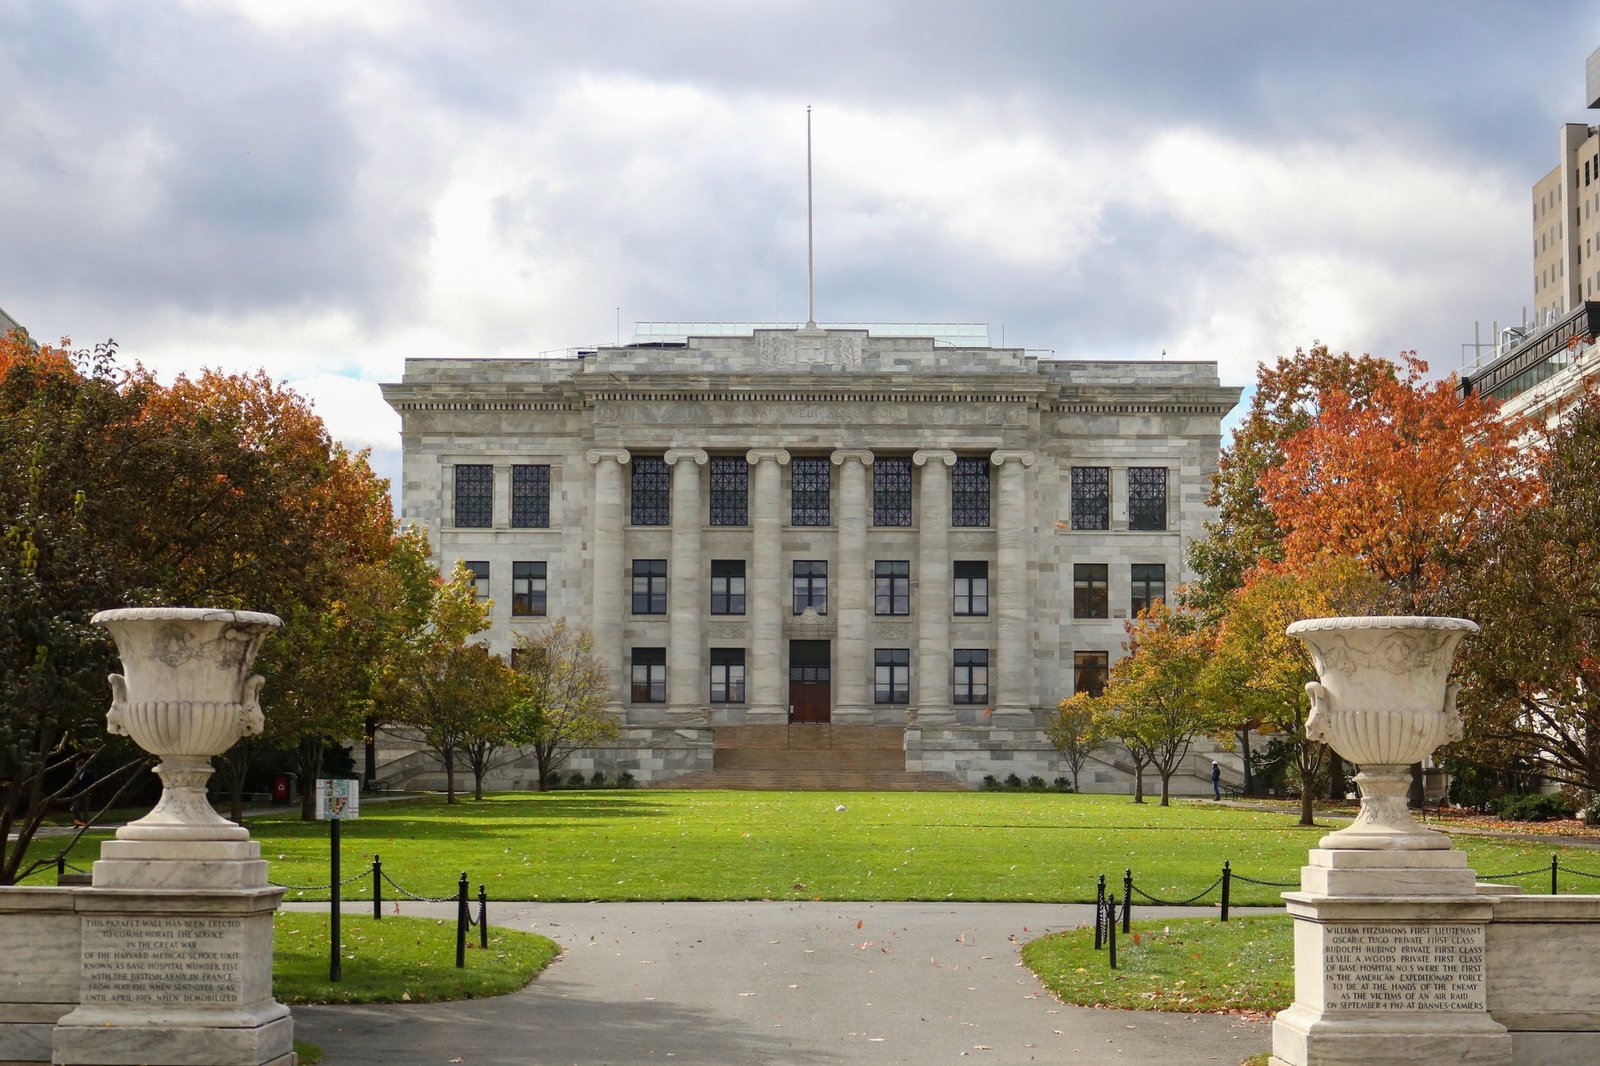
[806,105,816,330]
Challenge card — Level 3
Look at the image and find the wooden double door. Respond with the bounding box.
[788,640,831,723]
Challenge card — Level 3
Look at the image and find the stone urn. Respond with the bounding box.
[92,607,281,842]
[1287,615,1477,850]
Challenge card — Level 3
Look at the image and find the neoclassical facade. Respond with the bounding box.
[381,324,1240,789]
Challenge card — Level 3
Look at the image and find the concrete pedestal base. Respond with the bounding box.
[1270,850,1511,1066]
[51,886,291,1066]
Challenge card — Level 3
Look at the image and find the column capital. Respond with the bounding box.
[746,448,792,466]
[585,448,631,466]
[990,449,1037,468]
[664,447,709,466]
[912,449,956,467]
[830,448,874,467]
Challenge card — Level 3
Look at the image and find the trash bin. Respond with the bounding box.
[271,773,297,804]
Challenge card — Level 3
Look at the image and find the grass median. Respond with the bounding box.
[29,790,1599,904]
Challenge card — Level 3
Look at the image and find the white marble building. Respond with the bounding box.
[380,323,1240,789]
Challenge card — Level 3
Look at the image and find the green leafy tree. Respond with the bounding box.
[1047,693,1103,792]
[507,621,617,789]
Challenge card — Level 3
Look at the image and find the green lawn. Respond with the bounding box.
[28,790,1598,904]
[273,912,559,1005]
[1022,915,1293,1013]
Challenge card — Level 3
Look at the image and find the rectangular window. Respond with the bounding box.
[1074,651,1109,698]
[874,560,910,615]
[1128,468,1168,531]
[953,561,989,616]
[874,648,910,704]
[791,457,831,526]
[710,559,746,616]
[632,559,667,614]
[454,464,493,527]
[709,648,746,704]
[792,560,828,615]
[631,456,670,526]
[1074,563,1109,618]
[872,457,913,526]
[510,464,550,528]
[708,455,749,526]
[1131,563,1166,616]
[512,561,547,617]
[631,647,666,703]
[1071,466,1109,530]
[463,560,490,600]
[952,649,989,705]
[951,457,991,527]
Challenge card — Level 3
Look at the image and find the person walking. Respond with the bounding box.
[1210,760,1221,801]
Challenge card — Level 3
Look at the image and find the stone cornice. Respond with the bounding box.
[585,448,631,465]
[663,448,709,466]
[830,449,875,466]
[912,449,957,467]
[745,448,791,466]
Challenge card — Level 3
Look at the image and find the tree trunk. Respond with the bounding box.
[1158,768,1172,806]
[1239,728,1254,796]
[1133,760,1145,803]
[1300,783,1316,826]
[1408,761,1424,809]
[1328,753,1344,802]
[534,748,550,791]
[444,748,457,804]
[473,767,484,802]
[299,741,324,821]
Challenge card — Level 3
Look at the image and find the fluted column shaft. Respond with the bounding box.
[913,450,955,724]
[586,449,630,711]
[747,449,790,722]
[832,450,874,721]
[992,451,1036,722]
[665,448,708,718]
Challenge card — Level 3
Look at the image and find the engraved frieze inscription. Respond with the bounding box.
[1322,924,1484,1011]
[81,916,245,1006]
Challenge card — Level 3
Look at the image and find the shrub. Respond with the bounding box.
[1052,777,1074,793]
[543,772,560,790]
[1004,773,1023,790]
[1026,775,1046,790]
[982,775,999,790]
[566,771,586,788]
[616,771,636,789]
[590,770,607,787]
[1491,793,1573,822]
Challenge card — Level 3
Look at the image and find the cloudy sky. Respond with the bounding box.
[4,1,1598,492]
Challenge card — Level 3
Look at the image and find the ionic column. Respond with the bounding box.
[832,449,874,722]
[991,450,1036,724]
[913,449,955,724]
[585,448,630,712]
[665,448,708,719]
[747,448,790,723]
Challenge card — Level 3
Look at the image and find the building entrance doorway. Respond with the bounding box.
[788,640,831,723]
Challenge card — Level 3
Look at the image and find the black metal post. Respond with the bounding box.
[1552,853,1559,895]
[478,884,489,949]
[330,817,342,983]
[57,854,66,879]
[1221,861,1231,922]
[1094,874,1106,950]
[1107,896,1117,969]
[373,854,382,920]
[456,871,469,968]
[1122,868,1132,933]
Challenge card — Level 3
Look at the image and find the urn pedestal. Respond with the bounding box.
[51,608,294,1066]
[1270,616,1512,1066]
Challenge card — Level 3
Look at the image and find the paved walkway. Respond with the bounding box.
[288,901,1271,1066]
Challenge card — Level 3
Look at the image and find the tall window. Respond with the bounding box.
[463,560,490,600]
[631,647,666,703]
[874,560,910,616]
[1074,651,1109,697]
[1071,467,1109,530]
[1074,563,1108,618]
[709,456,749,526]
[632,559,667,614]
[709,648,746,704]
[1131,563,1166,616]
[792,560,828,614]
[791,457,831,526]
[952,649,989,704]
[512,561,547,617]
[874,648,910,704]
[454,464,493,528]
[872,457,913,526]
[953,561,989,616]
[510,464,550,528]
[631,456,670,526]
[710,560,746,615]
[951,457,991,527]
[1128,467,1168,531]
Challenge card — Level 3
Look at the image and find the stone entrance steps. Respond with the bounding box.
[660,724,967,792]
